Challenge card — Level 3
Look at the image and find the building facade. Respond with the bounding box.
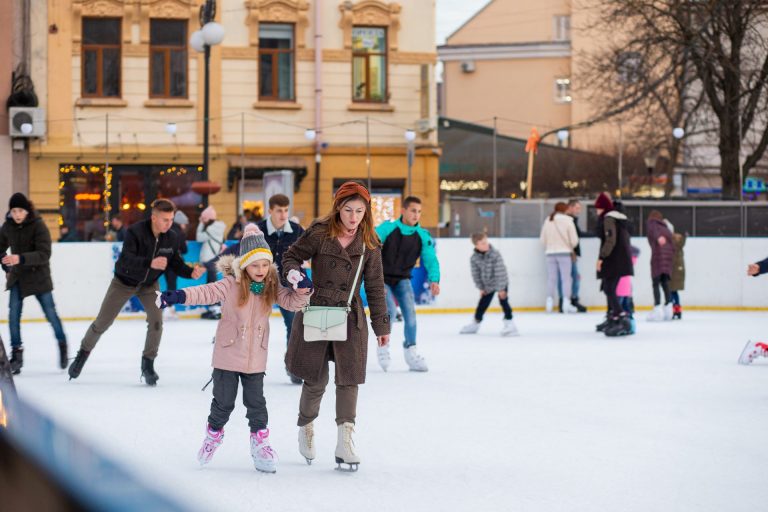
[22,0,439,239]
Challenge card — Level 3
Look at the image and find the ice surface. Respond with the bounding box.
[5,311,768,512]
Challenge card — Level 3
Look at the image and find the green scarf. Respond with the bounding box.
[250,281,265,295]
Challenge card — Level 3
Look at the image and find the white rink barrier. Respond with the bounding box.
[1,238,767,321]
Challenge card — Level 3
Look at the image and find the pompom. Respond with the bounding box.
[242,223,262,237]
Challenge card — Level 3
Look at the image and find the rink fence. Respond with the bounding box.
[1,238,767,322]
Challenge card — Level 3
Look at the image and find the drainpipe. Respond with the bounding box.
[313,0,323,217]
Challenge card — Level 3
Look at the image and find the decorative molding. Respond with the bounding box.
[73,0,134,44]
[321,49,352,62]
[391,51,436,65]
[75,98,129,108]
[244,0,310,48]
[144,98,194,108]
[347,102,394,112]
[339,1,401,51]
[138,0,197,44]
[253,101,303,110]
[221,46,260,59]
[296,48,315,61]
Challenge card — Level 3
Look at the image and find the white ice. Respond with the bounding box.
[6,311,768,512]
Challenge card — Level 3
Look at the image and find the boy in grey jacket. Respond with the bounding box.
[460,233,518,337]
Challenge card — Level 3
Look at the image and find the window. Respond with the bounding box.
[259,24,295,101]
[554,15,571,41]
[616,51,643,84]
[352,27,387,103]
[555,78,572,103]
[149,19,188,98]
[82,18,121,98]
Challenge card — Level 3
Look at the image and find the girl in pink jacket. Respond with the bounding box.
[156,224,311,473]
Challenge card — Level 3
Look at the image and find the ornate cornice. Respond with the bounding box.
[244,0,310,48]
[339,0,401,51]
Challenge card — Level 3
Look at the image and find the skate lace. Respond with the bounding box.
[343,424,356,454]
[304,423,314,450]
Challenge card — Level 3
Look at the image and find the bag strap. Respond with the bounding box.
[346,245,366,307]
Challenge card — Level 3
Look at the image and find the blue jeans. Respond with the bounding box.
[9,284,67,348]
[385,279,417,348]
[279,306,296,346]
[557,257,581,299]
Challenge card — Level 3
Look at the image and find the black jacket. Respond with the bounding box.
[597,211,633,280]
[756,256,768,276]
[257,219,304,279]
[114,219,192,286]
[571,215,587,257]
[0,212,54,297]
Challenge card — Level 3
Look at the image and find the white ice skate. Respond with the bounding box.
[460,320,480,334]
[377,345,391,372]
[545,296,554,313]
[163,307,178,321]
[335,422,360,472]
[562,301,578,314]
[501,319,519,337]
[647,305,664,322]
[250,428,278,473]
[298,422,315,465]
[404,345,428,372]
[197,425,224,466]
[738,341,768,365]
[663,303,673,321]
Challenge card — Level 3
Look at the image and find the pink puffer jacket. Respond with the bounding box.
[182,255,309,374]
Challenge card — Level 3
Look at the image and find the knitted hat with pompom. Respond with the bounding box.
[238,223,273,269]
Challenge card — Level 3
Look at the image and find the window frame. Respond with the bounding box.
[553,15,571,42]
[81,17,122,99]
[148,19,189,99]
[554,77,572,103]
[258,22,296,102]
[351,26,389,104]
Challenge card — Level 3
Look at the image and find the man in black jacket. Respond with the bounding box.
[68,199,203,385]
[257,194,304,384]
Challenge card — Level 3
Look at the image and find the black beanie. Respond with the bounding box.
[9,192,32,212]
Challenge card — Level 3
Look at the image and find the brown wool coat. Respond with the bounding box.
[669,234,686,292]
[282,220,390,386]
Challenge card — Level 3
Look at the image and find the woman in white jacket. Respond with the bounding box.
[540,202,579,313]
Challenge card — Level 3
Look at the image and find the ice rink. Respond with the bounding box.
[6,311,768,512]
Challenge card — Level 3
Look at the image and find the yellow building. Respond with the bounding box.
[438,0,618,153]
[26,0,439,238]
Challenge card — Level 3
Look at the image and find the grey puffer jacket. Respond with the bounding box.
[470,245,509,293]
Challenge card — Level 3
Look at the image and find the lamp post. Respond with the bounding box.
[305,129,320,216]
[190,0,225,182]
[405,129,415,196]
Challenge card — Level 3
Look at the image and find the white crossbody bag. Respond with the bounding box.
[302,246,365,342]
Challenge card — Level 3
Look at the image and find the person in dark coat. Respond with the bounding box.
[281,181,390,470]
[669,228,686,320]
[0,193,68,374]
[646,210,675,321]
[67,199,204,385]
[594,192,634,336]
[58,224,80,242]
[257,193,305,384]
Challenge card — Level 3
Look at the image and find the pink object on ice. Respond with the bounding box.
[197,425,224,466]
[616,255,638,297]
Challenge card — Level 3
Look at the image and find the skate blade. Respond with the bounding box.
[255,466,277,474]
[304,457,313,465]
[738,340,756,365]
[334,457,359,472]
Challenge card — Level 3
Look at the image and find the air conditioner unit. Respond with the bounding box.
[461,60,475,73]
[9,107,45,138]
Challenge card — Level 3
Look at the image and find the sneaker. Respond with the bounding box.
[404,345,428,372]
[460,320,480,334]
[298,422,315,465]
[335,422,360,471]
[738,341,768,365]
[545,296,554,313]
[377,345,391,372]
[500,319,519,337]
[647,305,664,322]
[197,424,224,466]
[9,347,23,375]
[663,303,674,321]
[250,428,278,473]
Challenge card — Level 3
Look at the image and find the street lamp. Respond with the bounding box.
[644,151,658,187]
[557,129,569,147]
[305,129,322,217]
[190,0,225,183]
[405,129,416,196]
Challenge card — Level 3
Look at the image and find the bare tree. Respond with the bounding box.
[576,0,768,198]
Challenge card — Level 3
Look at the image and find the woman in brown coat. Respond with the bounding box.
[282,181,390,471]
[646,210,675,321]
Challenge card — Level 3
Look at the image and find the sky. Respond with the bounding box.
[435,0,488,45]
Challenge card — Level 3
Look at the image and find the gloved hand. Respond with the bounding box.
[287,269,313,290]
[155,289,187,309]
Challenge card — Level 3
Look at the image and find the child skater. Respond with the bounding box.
[613,246,640,336]
[156,224,312,472]
[738,255,768,365]
[460,232,518,336]
[670,230,686,320]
